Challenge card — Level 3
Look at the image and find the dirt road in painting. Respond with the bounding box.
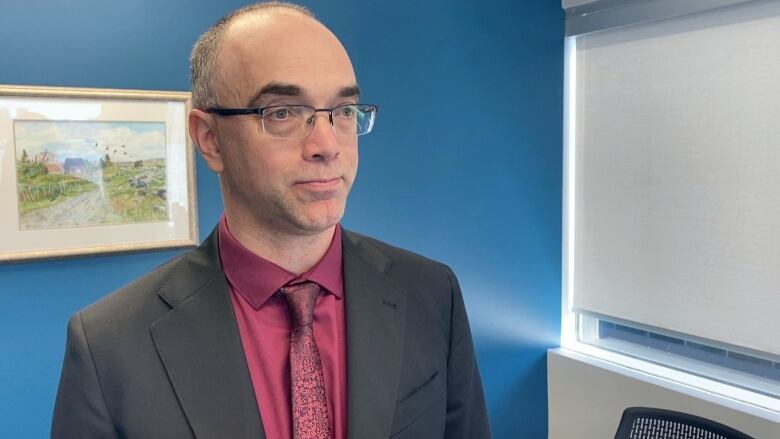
[19,188,124,229]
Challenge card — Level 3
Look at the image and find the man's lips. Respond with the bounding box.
[295,177,342,190]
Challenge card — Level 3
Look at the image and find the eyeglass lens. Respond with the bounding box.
[260,105,375,138]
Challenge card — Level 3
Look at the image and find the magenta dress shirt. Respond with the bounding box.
[218,217,347,439]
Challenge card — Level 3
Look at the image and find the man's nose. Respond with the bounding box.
[302,113,340,161]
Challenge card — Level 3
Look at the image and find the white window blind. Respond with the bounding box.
[571,1,780,356]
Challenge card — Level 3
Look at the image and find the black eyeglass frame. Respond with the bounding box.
[205,103,379,137]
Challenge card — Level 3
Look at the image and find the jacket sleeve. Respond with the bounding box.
[51,313,117,439]
[443,266,493,439]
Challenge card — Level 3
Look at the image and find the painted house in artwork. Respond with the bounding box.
[63,158,86,175]
[45,163,64,174]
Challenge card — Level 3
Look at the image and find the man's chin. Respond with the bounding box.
[297,206,344,234]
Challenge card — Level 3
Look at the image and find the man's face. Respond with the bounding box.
[213,13,359,237]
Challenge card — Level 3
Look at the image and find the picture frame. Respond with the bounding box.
[0,84,198,262]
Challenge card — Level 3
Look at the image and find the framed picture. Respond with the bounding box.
[0,84,198,262]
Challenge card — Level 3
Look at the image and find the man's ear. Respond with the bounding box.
[189,109,225,173]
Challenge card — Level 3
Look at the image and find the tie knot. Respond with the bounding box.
[280,281,320,329]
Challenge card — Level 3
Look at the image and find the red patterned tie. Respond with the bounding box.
[280,281,332,439]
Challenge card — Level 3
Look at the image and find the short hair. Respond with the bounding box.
[190,1,314,110]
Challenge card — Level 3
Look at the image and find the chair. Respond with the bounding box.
[614,407,754,439]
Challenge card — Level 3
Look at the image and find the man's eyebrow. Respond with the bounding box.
[247,82,303,107]
[246,83,362,107]
[339,85,361,98]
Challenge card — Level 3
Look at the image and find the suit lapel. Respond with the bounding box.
[148,228,408,438]
[150,231,265,439]
[343,231,408,439]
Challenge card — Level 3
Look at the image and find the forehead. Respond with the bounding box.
[219,13,357,106]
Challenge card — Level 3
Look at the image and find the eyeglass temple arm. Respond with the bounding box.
[206,108,261,116]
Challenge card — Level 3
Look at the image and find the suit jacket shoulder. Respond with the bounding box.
[343,229,456,293]
[52,231,265,439]
[82,233,221,322]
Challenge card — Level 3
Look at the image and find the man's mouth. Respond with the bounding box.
[296,177,342,190]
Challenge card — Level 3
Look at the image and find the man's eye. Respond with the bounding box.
[271,108,289,119]
[336,106,357,118]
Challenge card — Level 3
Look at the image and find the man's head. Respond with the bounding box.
[189,2,363,238]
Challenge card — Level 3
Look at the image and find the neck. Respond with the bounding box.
[224,213,336,275]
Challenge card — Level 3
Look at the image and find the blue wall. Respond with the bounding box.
[0,1,562,437]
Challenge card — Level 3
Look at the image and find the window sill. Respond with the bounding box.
[550,345,780,420]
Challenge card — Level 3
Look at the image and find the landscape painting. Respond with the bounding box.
[14,121,168,230]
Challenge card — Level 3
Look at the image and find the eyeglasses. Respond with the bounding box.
[206,103,378,139]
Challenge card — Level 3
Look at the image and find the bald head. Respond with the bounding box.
[218,14,355,111]
[190,1,331,110]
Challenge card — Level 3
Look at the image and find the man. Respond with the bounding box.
[52,2,490,438]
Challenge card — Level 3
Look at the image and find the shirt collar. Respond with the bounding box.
[218,216,344,310]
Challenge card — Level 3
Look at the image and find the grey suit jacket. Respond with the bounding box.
[51,228,491,439]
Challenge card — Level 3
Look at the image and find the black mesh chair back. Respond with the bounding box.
[614,407,754,439]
